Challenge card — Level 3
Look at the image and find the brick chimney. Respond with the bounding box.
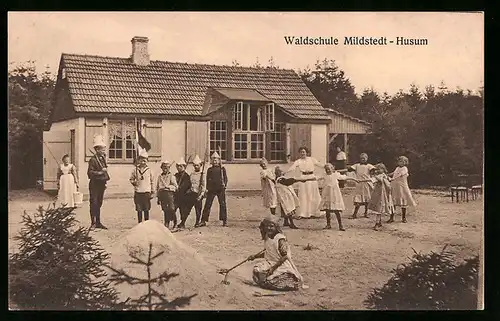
[130,36,150,66]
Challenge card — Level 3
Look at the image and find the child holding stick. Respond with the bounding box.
[317,163,358,231]
[156,160,178,228]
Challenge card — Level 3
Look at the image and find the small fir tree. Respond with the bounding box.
[106,243,197,311]
[9,204,120,310]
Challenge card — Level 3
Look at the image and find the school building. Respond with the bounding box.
[43,36,370,197]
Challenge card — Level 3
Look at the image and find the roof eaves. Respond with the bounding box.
[326,108,371,125]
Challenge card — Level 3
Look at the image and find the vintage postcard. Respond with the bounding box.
[8,12,484,310]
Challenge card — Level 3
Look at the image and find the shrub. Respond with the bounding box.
[9,204,120,310]
[364,246,479,310]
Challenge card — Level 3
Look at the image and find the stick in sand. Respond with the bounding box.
[217,250,265,285]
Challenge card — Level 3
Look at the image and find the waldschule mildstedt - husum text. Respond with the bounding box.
[284,36,429,46]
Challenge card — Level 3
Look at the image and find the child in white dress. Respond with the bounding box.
[348,153,375,219]
[318,163,358,231]
[388,156,417,223]
[259,158,278,216]
[360,163,394,231]
[57,154,79,208]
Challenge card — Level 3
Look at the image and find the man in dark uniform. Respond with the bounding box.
[87,135,110,229]
[199,151,228,227]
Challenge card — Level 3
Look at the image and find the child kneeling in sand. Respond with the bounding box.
[247,216,305,291]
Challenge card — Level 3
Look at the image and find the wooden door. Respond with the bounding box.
[43,130,71,191]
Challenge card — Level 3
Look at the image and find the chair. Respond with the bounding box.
[468,174,483,201]
[450,174,469,203]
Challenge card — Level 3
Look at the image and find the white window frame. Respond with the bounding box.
[107,119,136,162]
[209,120,228,160]
[264,103,275,132]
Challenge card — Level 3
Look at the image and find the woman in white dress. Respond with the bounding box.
[286,147,324,218]
[57,154,79,207]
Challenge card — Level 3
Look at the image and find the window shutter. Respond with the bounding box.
[144,119,162,160]
[289,123,311,161]
[186,121,209,160]
[85,118,104,161]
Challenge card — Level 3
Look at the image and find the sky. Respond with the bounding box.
[8,12,484,95]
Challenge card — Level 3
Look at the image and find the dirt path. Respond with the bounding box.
[8,188,483,310]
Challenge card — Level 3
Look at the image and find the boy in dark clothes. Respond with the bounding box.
[174,157,192,229]
[87,135,110,229]
[199,151,228,227]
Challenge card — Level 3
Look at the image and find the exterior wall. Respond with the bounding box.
[76,117,330,197]
[310,124,328,164]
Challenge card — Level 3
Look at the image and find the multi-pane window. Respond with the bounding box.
[108,120,135,160]
[234,102,263,131]
[264,103,275,131]
[234,133,248,159]
[270,122,286,161]
[251,133,264,159]
[209,120,227,160]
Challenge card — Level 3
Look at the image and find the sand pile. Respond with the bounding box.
[107,220,259,310]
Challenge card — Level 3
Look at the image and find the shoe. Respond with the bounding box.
[198,222,207,227]
[386,218,395,223]
[96,224,108,230]
[283,221,290,227]
[363,214,369,218]
[194,222,200,228]
[222,221,228,227]
[324,225,332,230]
[339,227,346,231]
[349,215,357,220]
[289,224,299,229]
[402,218,407,223]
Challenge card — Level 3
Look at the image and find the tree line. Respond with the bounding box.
[8,59,483,189]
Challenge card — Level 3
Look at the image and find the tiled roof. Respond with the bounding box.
[213,88,271,102]
[61,54,330,120]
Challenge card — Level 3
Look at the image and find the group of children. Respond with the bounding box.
[259,151,417,231]
[129,150,228,229]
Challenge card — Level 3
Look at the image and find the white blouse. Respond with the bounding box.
[287,157,322,174]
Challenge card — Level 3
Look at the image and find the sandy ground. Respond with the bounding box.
[8,188,483,310]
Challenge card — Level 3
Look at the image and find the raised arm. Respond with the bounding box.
[286,160,299,173]
[392,167,409,179]
[312,157,324,168]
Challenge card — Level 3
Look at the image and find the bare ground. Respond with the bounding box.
[8,188,483,310]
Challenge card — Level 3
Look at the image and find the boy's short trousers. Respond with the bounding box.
[134,192,151,211]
